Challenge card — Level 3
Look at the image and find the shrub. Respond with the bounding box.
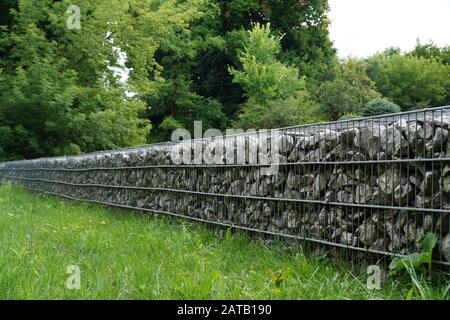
[362,98,401,117]
[152,116,184,142]
[367,54,450,110]
[318,58,380,121]
[62,143,82,156]
[235,91,321,129]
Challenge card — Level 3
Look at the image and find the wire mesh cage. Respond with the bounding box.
[1,106,450,267]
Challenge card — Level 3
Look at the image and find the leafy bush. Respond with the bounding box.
[390,233,436,274]
[152,116,184,143]
[230,23,321,130]
[318,58,380,121]
[235,92,321,130]
[367,54,450,110]
[362,98,401,117]
[62,143,82,156]
[388,233,442,299]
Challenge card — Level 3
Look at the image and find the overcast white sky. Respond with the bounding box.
[328,0,450,57]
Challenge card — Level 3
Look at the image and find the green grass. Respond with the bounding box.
[0,183,448,300]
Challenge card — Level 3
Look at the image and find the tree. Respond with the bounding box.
[235,91,320,130]
[145,1,228,142]
[0,0,339,156]
[318,58,380,121]
[269,0,337,93]
[368,54,450,110]
[218,0,336,91]
[409,41,450,65]
[0,0,212,159]
[151,116,184,143]
[230,23,319,129]
[187,0,336,128]
[146,76,227,142]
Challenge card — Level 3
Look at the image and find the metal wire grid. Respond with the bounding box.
[1,106,450,267]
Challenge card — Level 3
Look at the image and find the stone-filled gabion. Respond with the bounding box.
[1,109,450,264]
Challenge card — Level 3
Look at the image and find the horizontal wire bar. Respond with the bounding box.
[2,174,450,214]
[1,157,450,172]
[11,183,450,267]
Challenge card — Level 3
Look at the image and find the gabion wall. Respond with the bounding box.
[1,107,450,266]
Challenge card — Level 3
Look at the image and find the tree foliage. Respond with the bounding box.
[149,0,336,140]
[0,0,212,159]
[362,98,401,117]
[318,58,380,121]
[0,0,338,158]
[2,1,448,161]
[367,54,450,110]
[230,24,319,129]
[409,41,450,65]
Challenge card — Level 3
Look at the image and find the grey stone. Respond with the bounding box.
[336,191,354,204]
[284,210,299,229]
[423,214,433,232]
[417,121,434,140]
[419,171,440,196]
[287,172,315,190]
[442,175,450,193]
[339,128,359,146]
[431,127,448,150]
[358,220,377,246]
[377,168,401,196]
[273,134,295,155]
[420,116,450,129]
[297,135,319,149]
[393,182,413,204]
[288,148,306,162]
[341,232,358,246]
[370,239,387,252]
[336,172,354,188]
[354,126,385,158]
[388,233,402,252]
[380,126,409,156]
[355,184,373,204]
[318,208,328,225]
[441,233,450,262]
[313,173,328,195]
[299,130,340,150]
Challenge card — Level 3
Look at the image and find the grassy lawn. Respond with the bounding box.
[0,183,448,300]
